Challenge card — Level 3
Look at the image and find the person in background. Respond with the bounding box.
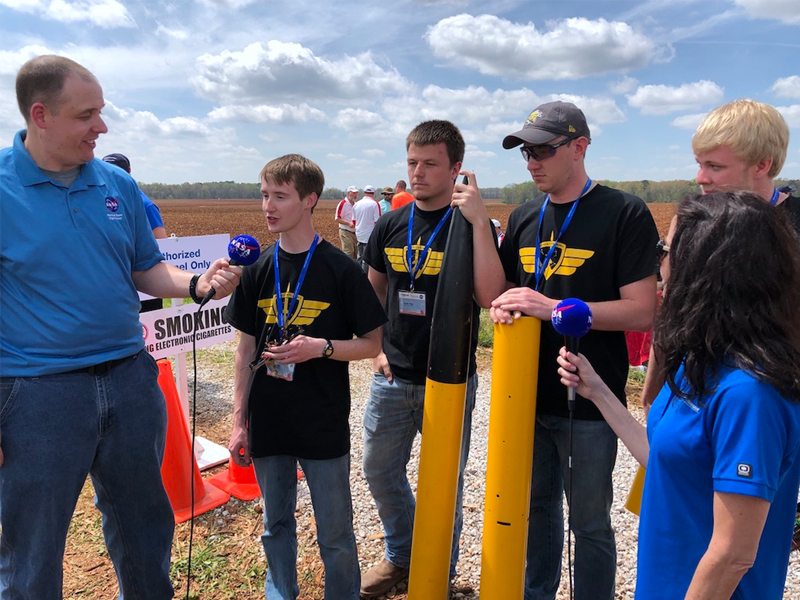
[102,153,166,239]
[103,152,167,311]
[559,191,800,600]
[353,185,381,272]
[379,186,393,214]
[335,185,358,260]
[390,179,414,210]
[491,218,504,246]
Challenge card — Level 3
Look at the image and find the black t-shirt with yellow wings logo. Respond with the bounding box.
[499,184,659,420]
[226,239,387,459]
[364,202,481,384]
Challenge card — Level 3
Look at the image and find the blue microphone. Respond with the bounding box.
[552,298,592,410]
[200,234,261,307]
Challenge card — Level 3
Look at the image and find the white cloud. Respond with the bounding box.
[208,103,326,124]
[0,0,136,28]
[671,113,707,129]
[363,148,386,157]
[197,0,257,8]
[426,14,658,80]
[155,23,189,41]
[0,45,54,76]
[103,102,213,139]
[331,108,392,133]
[192,41,411,104]
[608,76,639,95]
[771,76,800,99]
[627,80,724,115]
[776,104,800,128]
[733,0,800,23]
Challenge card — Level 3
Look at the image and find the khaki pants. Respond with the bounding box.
[339,228,357,259]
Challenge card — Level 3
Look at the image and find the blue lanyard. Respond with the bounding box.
[407,204,452,290]
[273,234,319,339]
[534,178,592,291]
[769,188,780,206]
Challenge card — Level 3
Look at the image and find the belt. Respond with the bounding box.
[67,353,137,376]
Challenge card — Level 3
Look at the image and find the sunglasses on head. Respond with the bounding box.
[520,137,574,162]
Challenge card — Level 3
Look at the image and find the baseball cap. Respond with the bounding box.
[346,185,359,193]
[102,153,131,173]
[364,185,376,193]
[502,101,591,149]
[382,186,394,194]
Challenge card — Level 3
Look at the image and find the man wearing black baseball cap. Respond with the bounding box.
[491,101,659,600]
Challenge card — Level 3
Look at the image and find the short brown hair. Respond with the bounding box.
[16,55,98,123]
[406,120,465,168]
[396,179,407,191]
[260,154,325,207]
[692,99,789,178]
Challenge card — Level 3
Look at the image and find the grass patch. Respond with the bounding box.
[478,309,494,348]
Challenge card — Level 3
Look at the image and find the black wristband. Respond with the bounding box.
[188,273,202,304]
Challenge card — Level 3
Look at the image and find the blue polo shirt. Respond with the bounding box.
[0,130,164,376]
[637,366,800,599]
[142,191,165,230]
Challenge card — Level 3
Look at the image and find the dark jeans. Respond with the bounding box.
[524,414,618,600]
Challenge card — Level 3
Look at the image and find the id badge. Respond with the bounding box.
[399,290,426,316]
[266,361,296,381]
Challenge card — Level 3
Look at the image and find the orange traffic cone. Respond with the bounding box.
[157,359,230,524]
[209,455,305,501]
[209,455,261,501]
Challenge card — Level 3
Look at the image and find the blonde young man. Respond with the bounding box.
[641,99,800,412]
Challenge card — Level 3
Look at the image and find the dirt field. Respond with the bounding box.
[158,198,676,244]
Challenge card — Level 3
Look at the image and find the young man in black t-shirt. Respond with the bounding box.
[492,102,658,600]
[642,99,800,413]
[360,120,505,598]
[225,154,386,600]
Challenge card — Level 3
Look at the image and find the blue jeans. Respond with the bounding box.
[252,454,359,600]
[362,373,477,578]
[524,414,618,600]
[0,350,174,600]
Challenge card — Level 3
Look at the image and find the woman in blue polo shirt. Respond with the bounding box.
[557,190,800,600]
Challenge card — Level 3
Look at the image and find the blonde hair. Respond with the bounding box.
[692,99,789,178]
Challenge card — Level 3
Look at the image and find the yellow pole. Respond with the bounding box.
[479,317,541,599]
[407,380,468,599]
[625,465,646,515]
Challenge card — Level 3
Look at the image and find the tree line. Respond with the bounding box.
[140,179,798,204]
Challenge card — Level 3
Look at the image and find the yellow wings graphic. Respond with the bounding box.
[519,240,594,280]
[385,239,445,278]
[258,283,330,327]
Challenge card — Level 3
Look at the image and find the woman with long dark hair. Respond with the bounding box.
[558,190,800,599]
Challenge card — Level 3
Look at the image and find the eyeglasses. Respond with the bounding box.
[520,138,573,162]
[656,239,670,261]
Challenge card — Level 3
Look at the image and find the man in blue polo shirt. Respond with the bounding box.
[0,55,242,599]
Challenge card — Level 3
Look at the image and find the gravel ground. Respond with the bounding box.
[194,340,800,599]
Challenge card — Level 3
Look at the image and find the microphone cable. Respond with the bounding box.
[567,400,575,600]
[185,302,201,600]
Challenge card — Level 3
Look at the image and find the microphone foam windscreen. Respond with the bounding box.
[551,298,592,338]
[228,234,261,266]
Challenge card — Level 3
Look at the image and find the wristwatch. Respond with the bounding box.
[322,339,334,359]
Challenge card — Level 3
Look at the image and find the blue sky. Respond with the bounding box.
[1,0,798,190]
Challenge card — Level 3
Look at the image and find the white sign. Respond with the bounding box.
[140,298,235,360]
[139,234,230,300]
